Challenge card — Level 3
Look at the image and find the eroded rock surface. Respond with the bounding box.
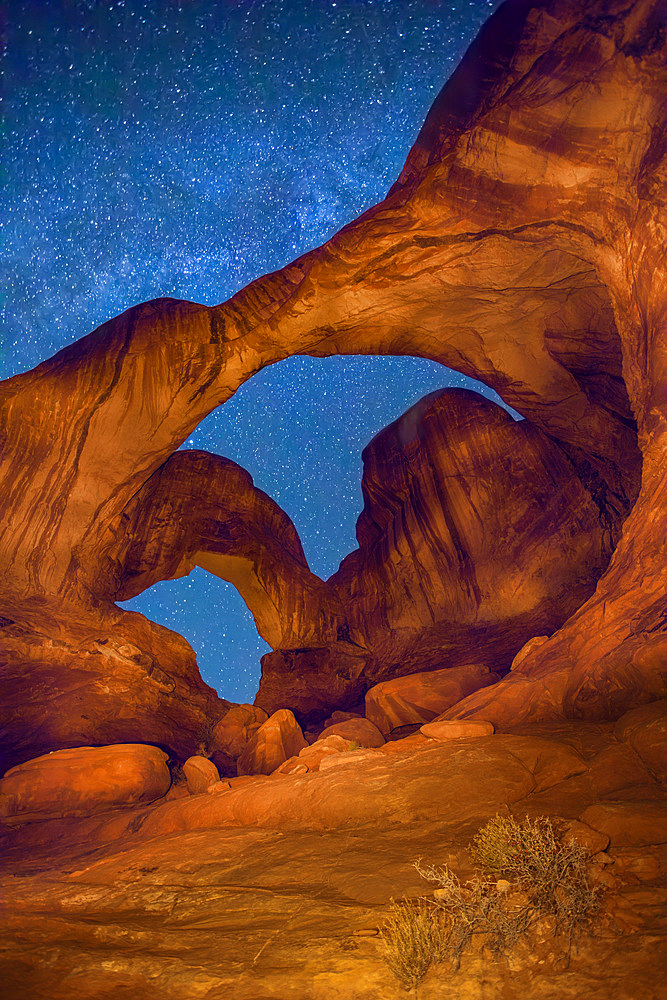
[332,390,619,681]
[0,715,665,999]
[236,708,308,776]
[318,717,385,748]
[182,756,220,795]
[212,704,269,760]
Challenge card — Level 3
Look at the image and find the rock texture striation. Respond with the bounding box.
[256,386,624,722]
[365,663,499,736]
[236,709,308,776]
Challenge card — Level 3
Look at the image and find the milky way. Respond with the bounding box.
[4,0,508,701]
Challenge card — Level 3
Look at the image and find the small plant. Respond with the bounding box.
[414,861,530,967]
[470,814,601,947]
[379,897,449,992]
[379,814,604,991]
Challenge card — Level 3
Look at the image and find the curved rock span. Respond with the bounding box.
[0,0,665,766]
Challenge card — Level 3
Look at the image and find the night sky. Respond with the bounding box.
[4,0,509,702]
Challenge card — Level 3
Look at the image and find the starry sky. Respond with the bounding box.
[4,0,509,702]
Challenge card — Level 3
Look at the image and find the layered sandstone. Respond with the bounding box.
[365,663,499,735]
[236,709,308,776]
[256,385,632,722]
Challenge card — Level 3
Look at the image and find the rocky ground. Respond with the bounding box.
[1,702,664,999]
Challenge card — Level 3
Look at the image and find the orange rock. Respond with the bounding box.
[365,664,499,735]
[0,0,663,759]
[182,755,220,794]
[580,802,667,848]
[206,780,231,794]
[212,704,269,760]
[318,718,384,748]
[420,720,495,741]
[236,709,308,776]
[614,701,667,781]
[561,819,610,855]
[323,711,364,729]
[0,744,170,825]
[276,734,356,775]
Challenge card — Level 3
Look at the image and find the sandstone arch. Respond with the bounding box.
[1,0,664,765]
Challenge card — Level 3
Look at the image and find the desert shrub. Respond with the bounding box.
[380,814,603,990]
[414,861,530,967]
[470,814,601,945]
[379,897,449,991]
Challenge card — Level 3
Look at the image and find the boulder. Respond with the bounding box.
[366,665,498,735]
[212,704,269,760]
[0,744,171,825]
[614,700,667,781]
[276,735,355,775]
[561,819,610,856]
[580,802,667,848]
[317,718,385,748]
[420,720,495,741]
[236,709,308,776]
[183,755,220,794]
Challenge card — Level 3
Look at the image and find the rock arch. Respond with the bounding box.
[1,0,664,765]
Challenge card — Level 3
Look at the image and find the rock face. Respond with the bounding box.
[212,704,269,760]
[256,387,622,722]
[365,663,499,735]
[317,717,385,748]
[0,0,665,762]
[182,755,220,794]
[332,389,618,679]
[236,709,308,776]
[0,744,171,825]
[420,720,495,741]
[110,450,349,651]
[613,700,667,782]
[0,600,228,774]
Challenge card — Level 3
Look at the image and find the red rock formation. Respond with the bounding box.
[1,714,665,999]
[420,720,495,741]
[182,755,220,794]
[365,663,499,736]
[236,708,308,776]
[109,450,350,651]
[0,597,228,773]
[335,389,614,670]
[0,744,170,825]
[212,704,269,760]
[256,385,627,722]
[0,0,664,760]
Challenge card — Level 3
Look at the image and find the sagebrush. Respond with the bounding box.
[379,814,603,992]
